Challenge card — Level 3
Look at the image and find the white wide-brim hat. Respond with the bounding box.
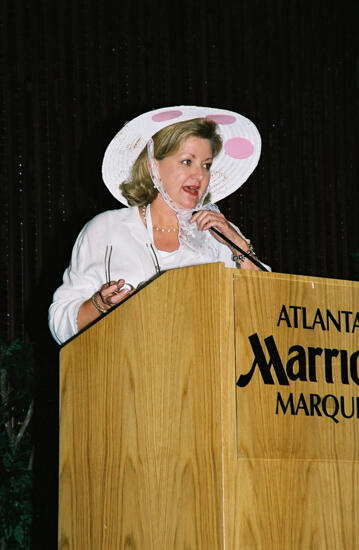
[102,105,261,206]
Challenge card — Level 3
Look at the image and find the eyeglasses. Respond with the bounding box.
[104,244,134,292]
[104,243,163,293]
[105,245,113,285]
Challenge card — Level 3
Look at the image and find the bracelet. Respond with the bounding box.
[91,292,108,314]
[231,253,246,263]
[232,244,256,263]
[247,243,256,257]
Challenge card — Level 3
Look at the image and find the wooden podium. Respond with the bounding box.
[58,264,359,549]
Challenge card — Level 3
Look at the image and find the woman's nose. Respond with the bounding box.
[190,164,203,180]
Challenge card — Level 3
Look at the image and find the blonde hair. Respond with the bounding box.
[120,118,222,206]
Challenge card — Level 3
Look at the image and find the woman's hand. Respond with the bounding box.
[97,279,135,310]
[190,210,259,271]
[190,210,240,243]
[77,279,135,331]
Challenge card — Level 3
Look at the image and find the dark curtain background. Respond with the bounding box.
[1,0,358,546]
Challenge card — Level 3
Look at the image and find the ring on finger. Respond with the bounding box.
[122,283,135,291]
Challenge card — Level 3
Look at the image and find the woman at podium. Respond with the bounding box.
[49,106,268,344]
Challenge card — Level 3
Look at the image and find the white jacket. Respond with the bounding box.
[49,206,250,344]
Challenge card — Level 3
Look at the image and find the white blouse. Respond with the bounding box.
[48,206,253,344]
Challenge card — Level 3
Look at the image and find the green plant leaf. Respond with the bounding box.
[14,523,24,544]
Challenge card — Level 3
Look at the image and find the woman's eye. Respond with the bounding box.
[203,163,212,171]
[181,159,191,166]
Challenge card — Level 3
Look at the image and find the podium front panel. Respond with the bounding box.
[225,271,359,549]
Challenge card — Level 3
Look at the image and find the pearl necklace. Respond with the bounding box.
[141,205,178,233]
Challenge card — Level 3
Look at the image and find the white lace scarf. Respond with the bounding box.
[147,139,220,258]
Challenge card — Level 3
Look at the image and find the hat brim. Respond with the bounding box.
[102,105,261,206]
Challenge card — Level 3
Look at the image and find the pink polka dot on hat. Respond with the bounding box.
[102,105,261,206]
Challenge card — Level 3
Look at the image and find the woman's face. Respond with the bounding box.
[155,136,213,209]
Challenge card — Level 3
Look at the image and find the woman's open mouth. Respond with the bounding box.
[183,185,199,196]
